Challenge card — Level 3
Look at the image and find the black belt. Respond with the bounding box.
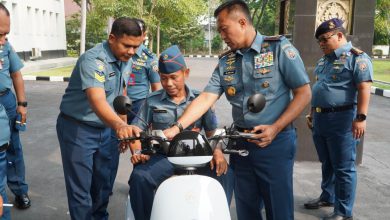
[313,104,354,113]
[0,143,9,152]
[59,112,105,128]
[0,89,9,96]
[236,123,294,133]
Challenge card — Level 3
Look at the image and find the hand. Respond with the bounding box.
[352,120,366,139]
[305,114,313,130]
[130,154,150,165]
[210,148,228,176]
[115,124,142,152]
[248,124,279,148]
[0,194,3,217]
[163,126,180,140]
[16,106,27,124]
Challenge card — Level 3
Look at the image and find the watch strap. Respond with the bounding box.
[171,122,184,132]
[17,101,28,107]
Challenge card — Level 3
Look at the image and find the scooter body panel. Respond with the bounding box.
[150,175,231,220]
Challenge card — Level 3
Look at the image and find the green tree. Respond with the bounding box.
[374,0,390,46]
[88,0,207,54]
[66,13,81,56]
[212,34,223,52]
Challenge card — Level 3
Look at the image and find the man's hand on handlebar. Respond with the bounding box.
[248,124,279,148]
[163,126,180,140]
[210,148,228,176]
[115,124,143,152]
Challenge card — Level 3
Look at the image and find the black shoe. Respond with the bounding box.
[304,198,333,209]
[15,194,31,209]
[322,213,353,220]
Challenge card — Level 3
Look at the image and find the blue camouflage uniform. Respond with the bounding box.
[311,39,373,217]
[0,103,11,220]
[128,45,234,220]
[56,40,130,219]
[204,33,310,220]
[109,44,160,194]
[0,41,29,199]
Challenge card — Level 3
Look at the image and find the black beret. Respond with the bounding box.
[315,18,344,39]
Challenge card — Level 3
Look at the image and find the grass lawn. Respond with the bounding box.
[25,60,390,89]
[373,60,390,90]
[27,65,74,77]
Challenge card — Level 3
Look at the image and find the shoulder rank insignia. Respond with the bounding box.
[219,50,233,59]
[264,35,283,41]
[94,71,105,83]
[350,47,364,55]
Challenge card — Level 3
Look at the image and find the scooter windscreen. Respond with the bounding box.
[167,131,213,168]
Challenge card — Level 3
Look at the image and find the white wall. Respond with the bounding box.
[372,45,389,56]
[1,0,66,52]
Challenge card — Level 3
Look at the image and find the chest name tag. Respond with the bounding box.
[109,72,116,77]
[254,51,274,69]
[153,109,168,113]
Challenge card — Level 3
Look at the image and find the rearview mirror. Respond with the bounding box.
[247,93,266,113]
[113,96,132,115]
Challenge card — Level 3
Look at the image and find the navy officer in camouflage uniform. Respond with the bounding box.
[0,3,31,210]
[164,1,311,219]
[304,18,373,220]
[129,45,233,220]
[56,17,142,219]
[109,19,161,194]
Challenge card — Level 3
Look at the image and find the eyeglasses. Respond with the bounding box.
[317,33,336,43]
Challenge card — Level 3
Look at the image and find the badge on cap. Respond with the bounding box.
[328,21,335,29]
[226,86,236,96]
[332,75,337,80]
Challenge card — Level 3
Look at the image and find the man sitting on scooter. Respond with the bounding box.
[128,45,234,220]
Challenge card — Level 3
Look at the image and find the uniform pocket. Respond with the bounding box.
[328,66,352,83]
[152,112,173,129]
[104,73,116,91]
[253,67,275,97]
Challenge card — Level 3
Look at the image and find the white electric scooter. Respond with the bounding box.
[113,93,266,220]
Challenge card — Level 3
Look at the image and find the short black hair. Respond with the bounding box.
[0,3,10,16]
[110,17,142,38]
[136,18,147,33]
[214,0,252,24]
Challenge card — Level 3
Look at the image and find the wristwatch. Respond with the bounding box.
[355,113,367,122]
[17,101,28,107]
[170,122,184,132]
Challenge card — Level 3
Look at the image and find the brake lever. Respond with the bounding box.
[223,149,249,156]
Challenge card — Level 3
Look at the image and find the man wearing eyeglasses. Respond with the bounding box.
[304,18,373,220]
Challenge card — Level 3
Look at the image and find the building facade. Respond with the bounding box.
[1,0,67,61]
